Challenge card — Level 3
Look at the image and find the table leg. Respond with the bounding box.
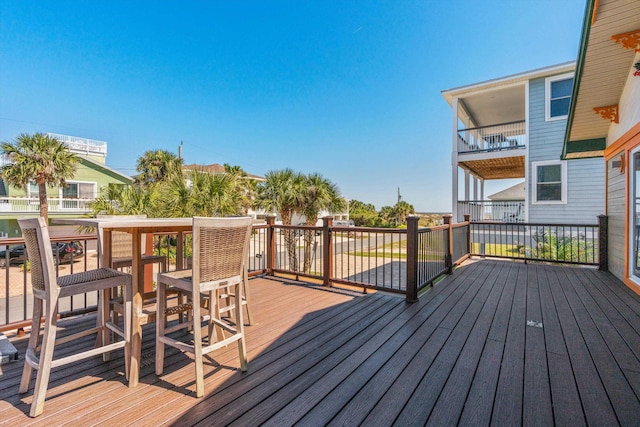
[129,229,143,387]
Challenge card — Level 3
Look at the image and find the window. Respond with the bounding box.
[61,182,96,199]
[545,73,574,121]
[27,182,38,197]
[532,160,567,204]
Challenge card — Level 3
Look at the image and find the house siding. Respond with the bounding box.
[527,76,605,224]
[607,152,626,280]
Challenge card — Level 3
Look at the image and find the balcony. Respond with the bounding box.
[0,197,94,215]
[1,258,639,424]
[456,121,526,181]
[457,120,525,154]
[457,200,524,223]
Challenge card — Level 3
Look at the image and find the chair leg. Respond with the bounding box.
[123,281,132,382]
[207,290,215,344]
[100,288,111,362]
[234,282,248,372]
[29,298,59,418]
[242,271,254,326]
[19,297,43,394]
[192,293,205,398]
[155,280,167,376]
[213,290,225,344]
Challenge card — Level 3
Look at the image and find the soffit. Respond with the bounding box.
[460,85,526,127]
[568,0,640,142]
[459,156,525,180]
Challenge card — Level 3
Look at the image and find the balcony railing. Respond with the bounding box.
[457,200,524,223]
[470,220,602,266]
[457,120,526,153]
[0,197,94,214]
[1,215,608,332]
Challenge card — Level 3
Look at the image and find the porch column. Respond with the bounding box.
[480,179,485,200]
[464,171,470,201]
[451,97,459,221]
[473,176,478,200]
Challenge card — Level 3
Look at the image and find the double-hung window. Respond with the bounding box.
[533,160,567,204]
[545,73,574,121]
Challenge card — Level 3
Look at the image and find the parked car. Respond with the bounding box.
[0,241,84,267]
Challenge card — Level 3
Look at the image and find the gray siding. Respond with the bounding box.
[527,76,605,224]
[607,152,626,280]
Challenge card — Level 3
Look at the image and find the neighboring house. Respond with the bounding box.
[442,62,605,224]
[0,133,132,236]
[561,0,640,293]
[487,182,525,222]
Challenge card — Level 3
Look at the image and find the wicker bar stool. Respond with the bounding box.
[17,217,132,417]
[155,216,253,397]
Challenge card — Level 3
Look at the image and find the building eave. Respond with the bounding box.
[562,0,640,160]
[441,61,576,106]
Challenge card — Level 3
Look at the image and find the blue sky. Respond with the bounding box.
[0,0,586,212]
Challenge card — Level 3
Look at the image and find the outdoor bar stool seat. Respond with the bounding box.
[185,256,254,326]
[17,217,132,418]
[155,216,253,398]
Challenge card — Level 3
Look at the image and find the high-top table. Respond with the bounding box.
[54,217,192,386]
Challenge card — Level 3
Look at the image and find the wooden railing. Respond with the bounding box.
[2,215,607,332]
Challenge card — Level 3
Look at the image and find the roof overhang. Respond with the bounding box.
[78,156,133,183]
[562,0,640,159]
[442,62,575,128]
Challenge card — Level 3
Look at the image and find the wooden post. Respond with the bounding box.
[598,215,608,271]
[266,216,275,276]
[406,216,419,303]
[143,234,154,293]
[322,217,333,287]
[464,214,472,257]
[443,215,453,274]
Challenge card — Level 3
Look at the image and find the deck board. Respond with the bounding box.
[2,260,640,426]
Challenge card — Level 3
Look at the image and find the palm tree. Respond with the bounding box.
[393,201,415,226]
[89,184,162,217]
[254,169,305,270]
[379,206,396,226]
[134,149,183,187]
[0,133,78,221]
[159,168,248,217]
[300,173,346,273]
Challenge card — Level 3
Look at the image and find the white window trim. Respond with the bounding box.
[532,160,567,204]
[59,181,97,199]
[629,148,640,286]
[544,72,574,122]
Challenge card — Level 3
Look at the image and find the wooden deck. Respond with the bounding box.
[2,259,640,426]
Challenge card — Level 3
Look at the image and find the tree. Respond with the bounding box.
[348,199,379,227]
[159,168,249,217]
[0,133,78,221]
[379,205,396,226]
[299,173,346,273]
[134,149,183,187]
[89,184,162,217]
[393,201,415,226]
[253,169,305,270]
